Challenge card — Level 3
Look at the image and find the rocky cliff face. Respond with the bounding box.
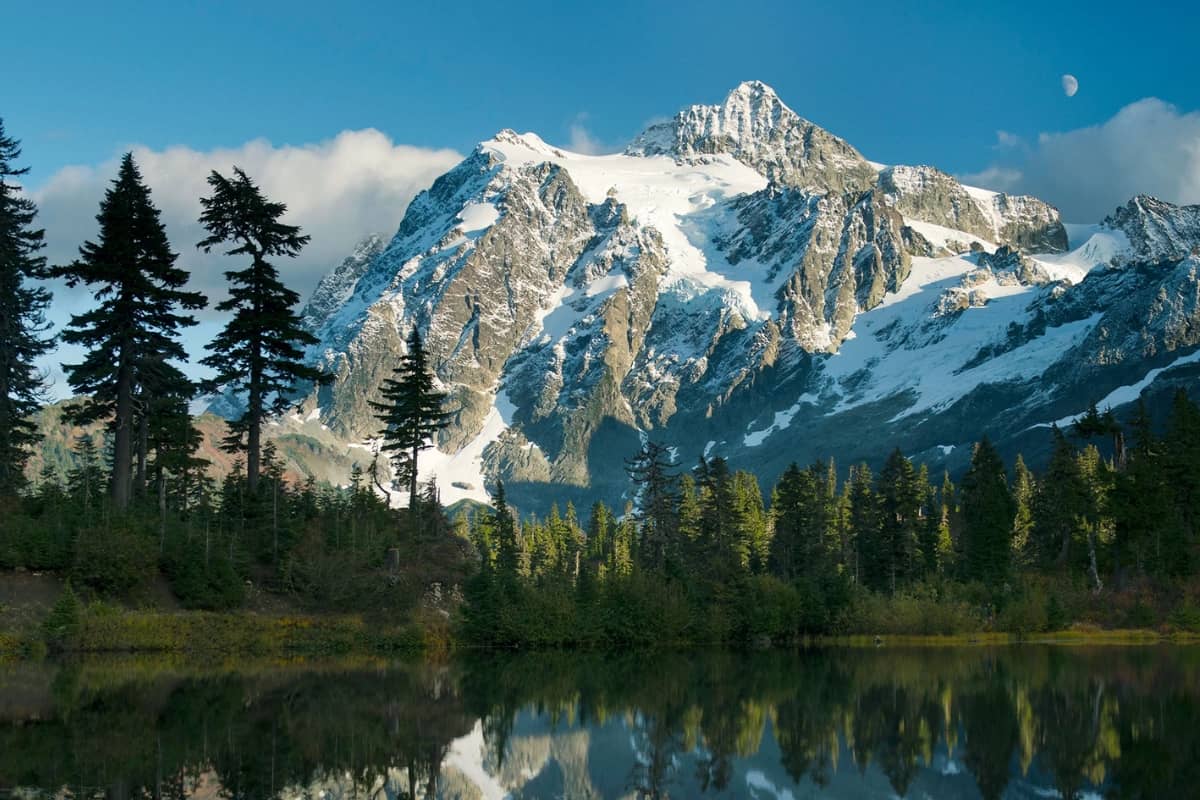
[627,80,878,194]
[1104,195,1200,262]
[275,81,1199,511]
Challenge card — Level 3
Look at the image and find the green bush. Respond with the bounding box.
[835,584,982,636]
[997,589,1049,636]
[1169,601,1200,632]
[71,523,157,595]
[163,539,245,610]
[42,582,82,649]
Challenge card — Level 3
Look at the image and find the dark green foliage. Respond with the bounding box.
[625,440,679,571]
[369,326,450,510]
[70,520,157,595]
[162,537,244,610]
[1032,427,1088,567]
[52,154,206,510]
[41,581,81,647]
[457,395,1200,646]
[0,119,53,496]
[865,449,926,594]
[197,167,326,493]
[960,437,1015,586]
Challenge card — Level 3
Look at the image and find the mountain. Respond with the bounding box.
[272,82,1200,511]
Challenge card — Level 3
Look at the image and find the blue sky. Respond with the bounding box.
[8,1,1200,396]
[9,0,1198,180]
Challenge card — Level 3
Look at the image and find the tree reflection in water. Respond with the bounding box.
[0,646,1197,798]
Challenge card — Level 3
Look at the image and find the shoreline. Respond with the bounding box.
[5,609,1200,661]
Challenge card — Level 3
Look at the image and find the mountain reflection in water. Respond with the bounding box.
[1,646,1197,799]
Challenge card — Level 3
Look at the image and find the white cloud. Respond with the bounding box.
[33,129,462,301]
[993,130,1024,149]
[564,113,615,156]
[962,98,1200,221]
[29,130,462,399]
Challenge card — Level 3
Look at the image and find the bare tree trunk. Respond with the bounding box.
[158,467,167,553]
[370,455,391,507]
[136,408,148,498]
[1087,526,1104,594]
[112,347,134,509]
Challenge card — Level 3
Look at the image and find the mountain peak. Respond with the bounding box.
[725,79,781,103]
[723,80,783,108]
[626,81,874,193]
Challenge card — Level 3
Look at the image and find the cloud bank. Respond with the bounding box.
[33,129,462,302]
[963,98,1200,222]
[29,130,461,399]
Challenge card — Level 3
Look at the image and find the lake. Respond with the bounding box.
[1,645,1197,798]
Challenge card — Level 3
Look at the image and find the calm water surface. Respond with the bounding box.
[1,646,1197,798]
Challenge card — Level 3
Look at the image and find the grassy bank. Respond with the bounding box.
[827,627,1200,647]
[0,604,447,660]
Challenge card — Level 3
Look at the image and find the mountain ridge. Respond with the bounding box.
[202,81,1200,510]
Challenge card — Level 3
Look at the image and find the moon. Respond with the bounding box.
[1062,74,1079,97]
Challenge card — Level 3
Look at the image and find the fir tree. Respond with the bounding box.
[935,472,957,576]
[0,120,54,495]
[1163,389,1200,574]
[1032,426,1088,568]
[53,154,205,509]
[369,326,450,512]
[197,167,326,494]
[1112,399,1172,578]
[960,437,1015,587]
[1010,455,1036,568]
[67,434,105,521]
[873,449,921,594]
[625,440,678,572]
[845,464,877,587]
[491,481,521,581]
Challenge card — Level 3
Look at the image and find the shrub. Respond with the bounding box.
[42,582,82,648]
[1169,601,1200,632]
[997,590,1049,636]
[71,523,157,595]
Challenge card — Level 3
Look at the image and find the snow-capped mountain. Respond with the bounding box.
[289,81,1200,510]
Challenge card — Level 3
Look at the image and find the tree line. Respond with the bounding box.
[1,117,463,613]
[4,114,1200,640]
[0,118,324,507]
[462,394,1200,645]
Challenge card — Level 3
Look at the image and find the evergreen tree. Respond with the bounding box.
[1032,426,1088,568]
[491,481,521,581]
[935,472,957,576]
[197,167,325,494]
[769,462,835,582]
[873,449,921,593]
[1112,399,1173,578]
[67,434,105,521]
[53,154,205,509]
[732,470,770,574]
[1011,455,1036,568]
[1162,389,1200,574]
[845,464,877,587]
[1076,443,1111,592]
[369,326,450,511]
[0,120,53,495]
[586,500,615,567]
[960,437,1015,587]
[914,464,937,579]
[1074,400,1126,469]
[625,440,678,572]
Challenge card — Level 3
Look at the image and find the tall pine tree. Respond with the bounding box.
[369,326,451,511]
[198,167,326,494]
[53,153,206,509]
[960,436,1015,587]
[0,119,53,495]
[625,440,678,572]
